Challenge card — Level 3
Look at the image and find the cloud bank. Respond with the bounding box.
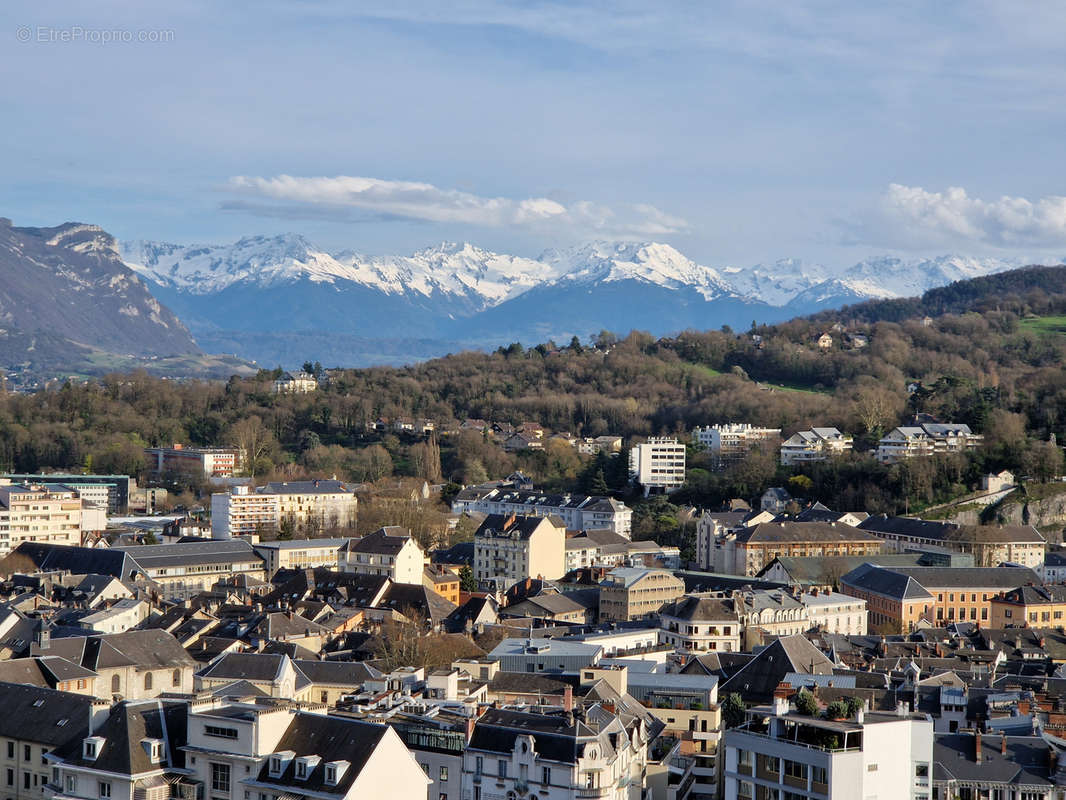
[857,183,1066,249]
[225,174,687,237]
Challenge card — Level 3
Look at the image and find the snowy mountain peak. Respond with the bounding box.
[539,240,733,300]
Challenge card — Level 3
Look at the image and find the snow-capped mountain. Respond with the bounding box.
[119,231,1046,365]
[121,236,552,312]
[538,241,734,301]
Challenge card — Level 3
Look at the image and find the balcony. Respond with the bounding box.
[575,788,611,799]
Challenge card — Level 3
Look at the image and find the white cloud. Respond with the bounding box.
[853,183,1066,249]
[225,174,686,236]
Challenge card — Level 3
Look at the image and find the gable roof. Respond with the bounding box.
[737,521,883,545]
[32,630,197,671]
[252,712,391,795]
[720,634,835,702]
[0,681,93,745]
[50,699,187,775]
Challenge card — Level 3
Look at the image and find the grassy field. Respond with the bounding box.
[1020,315,1066,336]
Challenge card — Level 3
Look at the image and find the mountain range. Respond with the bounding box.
[118,234,1043,366]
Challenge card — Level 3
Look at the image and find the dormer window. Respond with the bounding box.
[324,761,349,787]
[268,751,295,778]
[83,737,104,761]
[141,738,164,764]
[294,756,320,780]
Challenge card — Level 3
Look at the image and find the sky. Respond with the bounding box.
[2,0,1066,270]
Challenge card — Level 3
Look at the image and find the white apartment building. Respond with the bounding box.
[723,698,934,800]
[212,486,280,538]
[452,487,632,538]
[473,514,566,585]
[273,371,319,393]
[253,537,352,575]
[693,424,782,466]
[463,707,654,800]
[658,594,742,653]
[780,428,853,466]
[799,589,868,635]
[0,482,82,557]
[877,423,983,464]
[145,444,242,477]
[260,480,358,534]
[342,527,425,585]
[629,437,686,495]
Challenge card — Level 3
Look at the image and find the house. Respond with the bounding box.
[989,584,1066,628]
[472,514,566,586]
[800,588,868,635]
[658,594,742,653]
[981,470,1016,493]
[31,629,197,700]
[273,371,318,393]
[780,427,853,465]
[760,487,791,513]
[253,537,353,575]
[816,332,834,349]
[342,527,425,585]
[598,567,685,622]
[723,696,933,800]
[78,598,150,635]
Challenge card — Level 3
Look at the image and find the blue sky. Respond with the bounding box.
[3,0,1066,268]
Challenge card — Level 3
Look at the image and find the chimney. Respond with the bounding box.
[1001,734,1007,755]
[975,730,982,764]
[563,685,573,712]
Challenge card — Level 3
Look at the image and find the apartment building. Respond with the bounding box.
[989,584,1066,628]
[473,514,566,585]
[858,516,1047,568]
[273,370,318,393]
[799,589,868,635]
[342,527,425,585]
[261,480,358,534]
[629,437,687,494]
[452,487,632,538]
[253,538,352,575]
[2,475,131,514]
[658,594,742,653]
[723,697,934,800]
[716,521,884,576]
[113,540,267,599]
[734,589,811,649]
[693,423,782,467]
[877,423,983,464]
[564,529,680,572]
[212,486,280,539]
[0,483,82,558]
[598,566,685,622]
[463,706,655,800]
[840,564,1039,631]
[780,428,853,466]
[145,443,242,477]
[0,682,94,800]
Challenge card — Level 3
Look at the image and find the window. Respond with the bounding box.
[172,669,181,687]
[439,766,448,782]
[66,776,76,793]
[204,726,239,740]
[5,769,11,787]
[22,746,29,762]
[23,772,29,790]
[211,763,231,794]
[100,782,112,798]
[811,766,827,784]
[498,760,507,778]
[419,764,428,776]
[541,767,550,785]
[475,757,483,776]
[916,763,930,778]
[269,758,281,776]
[144,672,153,691]
[111,675,120,694]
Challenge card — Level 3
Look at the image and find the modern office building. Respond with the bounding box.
[629,437,687,495]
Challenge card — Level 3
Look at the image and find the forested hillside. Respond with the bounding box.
[2,264,1065,520]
